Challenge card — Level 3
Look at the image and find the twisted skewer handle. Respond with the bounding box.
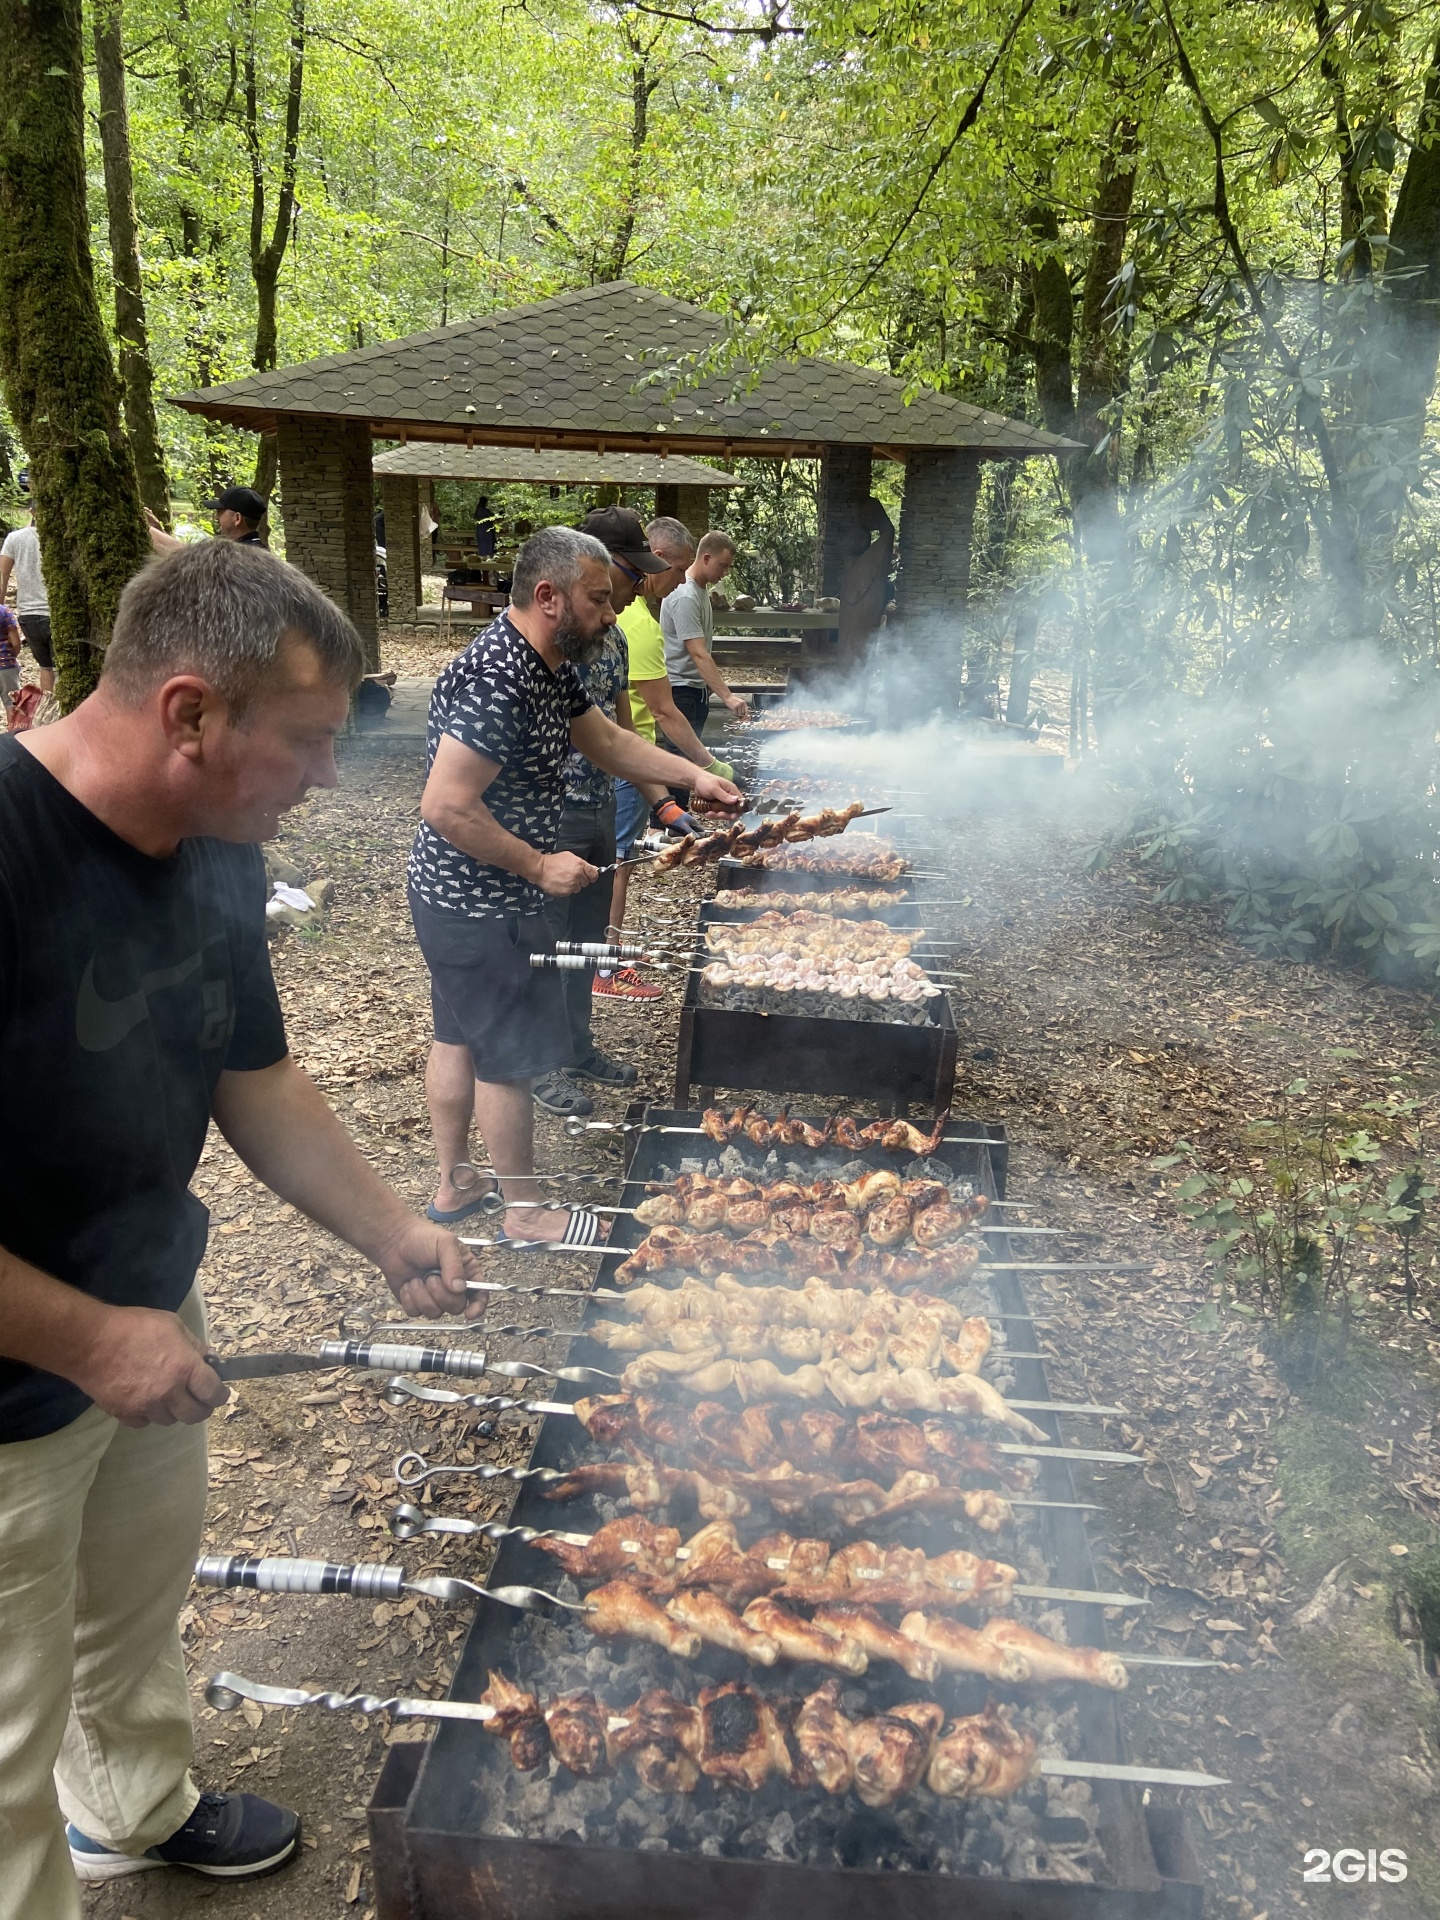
[389,1503,590,1547]
[194,1554,405,1600]
[383,1377,572,1417]
[205,1670,496,1724]
[393,1450,571,1489]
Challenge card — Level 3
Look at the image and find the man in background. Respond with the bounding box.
[146,486,267,555]
[474,496,498,558]
[533,507,669,1116]
[605,516,734,987]
[661,528,749,738]
[0,493,55,694]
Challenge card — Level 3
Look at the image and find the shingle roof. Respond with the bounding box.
[371,444,743,486]
[169,283,1080,459]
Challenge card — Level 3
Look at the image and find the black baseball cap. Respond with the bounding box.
[207,485,267,522]
[581,505,668,573]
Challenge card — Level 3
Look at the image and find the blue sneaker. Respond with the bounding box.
[67,1789,300,1881]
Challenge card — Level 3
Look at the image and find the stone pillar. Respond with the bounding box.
[379,474,421,626]
[276,415,379,670]
[894,449,982,713]
[654,483,709,543]
[815,445,872,597]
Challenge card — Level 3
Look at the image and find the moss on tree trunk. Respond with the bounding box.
[0,0,152,710]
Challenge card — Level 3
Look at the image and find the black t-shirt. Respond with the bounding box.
[0,737,288,1442]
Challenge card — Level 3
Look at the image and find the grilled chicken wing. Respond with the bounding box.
[586,1581,702,1658]
[864,1195,914,1247]
[927,1702,1036,1799]
[697,1682,795,1790]
[479,1670,551,1770]
[536,1515,681,1583]
[942,1317,993,1373]
[544,1690,612,1777]
[793,1677,854,1793]
[847,1700,945,1807]
[608,1687,701,1793]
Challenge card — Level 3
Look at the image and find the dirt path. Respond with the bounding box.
[84,669,1440,1919]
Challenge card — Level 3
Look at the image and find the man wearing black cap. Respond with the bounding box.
[146,487,267,554]
[533,506,668,1116]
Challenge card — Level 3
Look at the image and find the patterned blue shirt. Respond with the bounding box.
[407,612,591,919]
[563,625,629,808]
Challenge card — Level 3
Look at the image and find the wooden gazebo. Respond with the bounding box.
[170,283,1078,670]
[370,444,745,625]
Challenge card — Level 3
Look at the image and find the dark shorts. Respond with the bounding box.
[22,614,52,672]
[408,889,574,1083]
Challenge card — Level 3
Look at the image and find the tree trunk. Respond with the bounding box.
[601,28,659,283]
[1376,33,1440,453]
[0,0,150,709]
[171,3,228,497]
[1026,205,1077,440]
[93,0,170,524]
[244,0,304,502]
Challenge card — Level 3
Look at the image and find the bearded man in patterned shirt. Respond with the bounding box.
[408,525,742,1243]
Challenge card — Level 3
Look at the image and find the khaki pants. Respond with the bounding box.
[0,1288,208,1920]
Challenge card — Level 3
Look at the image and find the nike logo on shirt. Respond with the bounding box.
[75,952,205,1052]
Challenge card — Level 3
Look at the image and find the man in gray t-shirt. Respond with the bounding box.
[659,528,749,736]
[0,505,54,692]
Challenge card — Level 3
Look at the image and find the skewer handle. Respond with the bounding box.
[194,1554,404,1600]
[316,1340,494,1380]
[206,1670,496,1724]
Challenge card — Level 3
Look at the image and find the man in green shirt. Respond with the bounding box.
[608,518,732,965]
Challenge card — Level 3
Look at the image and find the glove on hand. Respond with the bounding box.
[705,757,735,783]
[654,798,699,835]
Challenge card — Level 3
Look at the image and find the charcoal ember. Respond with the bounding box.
[766,1809,796,1857]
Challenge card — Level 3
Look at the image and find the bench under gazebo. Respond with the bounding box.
[170,282,1079,672]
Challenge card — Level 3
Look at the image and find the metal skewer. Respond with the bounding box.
[382,1379,1141,1461]
[194,1553,586,1614]
[565,1117,1011,1147]
[387,1465,1101,1513]
[202,1671,1227,1785]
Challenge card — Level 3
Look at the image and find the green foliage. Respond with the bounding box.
[1155,1077,1435,1386]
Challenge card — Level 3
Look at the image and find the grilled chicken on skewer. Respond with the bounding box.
[214,1672,1229,1790]
[571,1393,1039,1496]
[710,887,908,915]
[615,1353,1050,1441]
[614,1231,982,1288]
[536,1520,1022,1614]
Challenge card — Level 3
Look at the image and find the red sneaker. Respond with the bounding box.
[593,966,664,1001]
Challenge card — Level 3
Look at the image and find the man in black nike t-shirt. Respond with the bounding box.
[0,541,477,1920]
